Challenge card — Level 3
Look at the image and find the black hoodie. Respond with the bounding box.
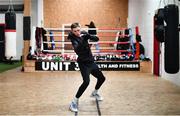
[67,31,99,63]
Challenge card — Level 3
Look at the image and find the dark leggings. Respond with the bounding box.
[75,62,106,98]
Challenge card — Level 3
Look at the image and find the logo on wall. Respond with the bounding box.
[35,61,140,71]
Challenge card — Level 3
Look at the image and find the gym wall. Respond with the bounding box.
[128,0,180,86]
[43,0,128,28]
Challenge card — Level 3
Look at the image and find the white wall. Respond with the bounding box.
[31,0,43,27]
[37,0,44,27]
[128,0,159,60]
[16,13,23,60]
[31,0,37,27]
[128,0,180,86]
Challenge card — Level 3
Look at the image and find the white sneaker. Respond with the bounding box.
[91,91,103,101]
[69,101,78,112]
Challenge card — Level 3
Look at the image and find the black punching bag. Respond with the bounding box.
[5,11,16,29]
[164,4,179,74]
[154,8,165,42]
[0,24,5,61]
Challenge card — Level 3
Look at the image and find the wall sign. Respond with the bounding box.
[35,61,140,71]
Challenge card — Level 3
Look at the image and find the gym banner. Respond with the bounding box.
[35,61,140,71]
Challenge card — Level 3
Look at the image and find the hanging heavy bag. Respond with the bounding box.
[0,24,5,61]
[164,4,179,74]
[5,11,16,29]
[5,1,16,30]
[154,25,165,42]
[155,8,164,25]
[154,8,165,42]
[5,1,17,59]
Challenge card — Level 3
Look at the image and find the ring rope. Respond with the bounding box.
[45,34,131,37]
[44,28,127,33]
[45,27,127,31]
[42,49,131,53]
[54,46,115,49]
[43,41,131,45]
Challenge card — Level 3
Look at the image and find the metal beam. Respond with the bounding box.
[0,4,24,13]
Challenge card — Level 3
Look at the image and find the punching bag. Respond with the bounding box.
[154,8,165,42]
[0,24,5,61]
[5,30,16,59]
[5,11,16,29]
[164,4,179,74]
[5,4,16,59]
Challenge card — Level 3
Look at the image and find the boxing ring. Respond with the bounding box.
[26,25,142,71]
